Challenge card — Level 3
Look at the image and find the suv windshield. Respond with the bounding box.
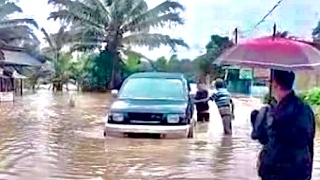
[119,78,186,100]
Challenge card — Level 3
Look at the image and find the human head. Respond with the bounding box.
[197,83,206,90]
[215,78,225,89]
[271,69,295,101]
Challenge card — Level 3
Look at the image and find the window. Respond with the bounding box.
[119,78,186,100]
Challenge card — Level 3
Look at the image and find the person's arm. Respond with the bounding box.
[230,98,235,119]
[193,91,212,103]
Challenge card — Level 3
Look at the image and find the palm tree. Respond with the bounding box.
[41,27,73,91]
[48,0,189,89]
[0,0,39,56]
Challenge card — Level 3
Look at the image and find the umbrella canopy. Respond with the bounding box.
[215,36,320,71]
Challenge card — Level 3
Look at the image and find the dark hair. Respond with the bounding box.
[273,69,295,90]
[215,78,225,89]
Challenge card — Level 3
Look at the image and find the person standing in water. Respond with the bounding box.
[193,78,234,134]
[211,79,234,135]
[251,70,315,180]
[194,82,210,122]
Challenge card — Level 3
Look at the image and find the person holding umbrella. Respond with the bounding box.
[214,32,320,179]
[251,70,315,180]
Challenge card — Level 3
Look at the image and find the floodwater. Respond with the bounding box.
[0,91,319,180]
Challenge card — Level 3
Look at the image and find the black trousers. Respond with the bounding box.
[197,112,209,122]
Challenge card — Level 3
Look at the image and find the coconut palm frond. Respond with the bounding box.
[41,28,56,50]
[0,2,22,19]
[127,0,184,26]
[48,0,106,25]
[0,18,39,29]
[49,10,104,29]
[122,33,189,50]
[123,12,183,33]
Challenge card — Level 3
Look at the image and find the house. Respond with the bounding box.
[224,66,253,94]
[0,46,44,101]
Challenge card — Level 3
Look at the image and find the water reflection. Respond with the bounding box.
[0,91,318,180]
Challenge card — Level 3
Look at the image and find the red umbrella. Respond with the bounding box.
[215,36,320,71]
[215,35,320,102]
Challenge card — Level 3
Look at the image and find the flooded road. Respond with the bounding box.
[0,91,319,180]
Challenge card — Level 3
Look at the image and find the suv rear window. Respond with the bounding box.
[119,78,186,100]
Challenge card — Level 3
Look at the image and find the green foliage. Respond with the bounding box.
[300,88,320,106]
[193,35,234,81]
[299,88,320,124]
[47,0,189,89]
[79,51,113,91]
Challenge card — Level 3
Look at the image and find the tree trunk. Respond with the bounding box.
[53,82,63,91]
[56,83,63,91]
[108,52,121,90]
[32,85,36,92]
[77,82,80,91]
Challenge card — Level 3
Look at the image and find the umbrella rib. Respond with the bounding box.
[221,60,320,68]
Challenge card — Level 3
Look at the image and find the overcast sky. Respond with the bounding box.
[16,0,320,60]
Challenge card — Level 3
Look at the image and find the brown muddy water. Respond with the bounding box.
[0,90,319,180]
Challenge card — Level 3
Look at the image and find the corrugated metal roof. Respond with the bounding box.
[2,50,42,66]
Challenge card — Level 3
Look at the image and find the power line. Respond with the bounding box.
[234,0,285,36]
[253,0,284,29]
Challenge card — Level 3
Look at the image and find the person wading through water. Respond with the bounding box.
[194,79,234,134]
[194,82,210,122]
[250,70,315,180]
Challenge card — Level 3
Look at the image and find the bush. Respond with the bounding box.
[299,88,320,106]
[262,89,320,124]
[299,88,320,124]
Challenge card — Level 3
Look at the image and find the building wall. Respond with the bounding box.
[295,71,320,91]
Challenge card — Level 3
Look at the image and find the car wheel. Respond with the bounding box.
[187,122,194,138]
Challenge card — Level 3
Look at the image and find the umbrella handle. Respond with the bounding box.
[269,69,274,104]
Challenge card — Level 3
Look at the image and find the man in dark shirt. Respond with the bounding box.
[194,83,210,122]
[254,70,315,180]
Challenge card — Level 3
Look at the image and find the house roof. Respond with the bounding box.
[0,46,45,66]
[2,50,42,66]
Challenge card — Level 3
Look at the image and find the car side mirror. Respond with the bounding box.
[111,89,118,97]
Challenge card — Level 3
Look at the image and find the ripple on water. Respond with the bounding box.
[0,92,319,180]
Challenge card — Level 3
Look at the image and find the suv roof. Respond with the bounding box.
[129,72,186,79]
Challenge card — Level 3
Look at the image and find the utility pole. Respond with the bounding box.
[272,23,276,38]
[235,28,238,44]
